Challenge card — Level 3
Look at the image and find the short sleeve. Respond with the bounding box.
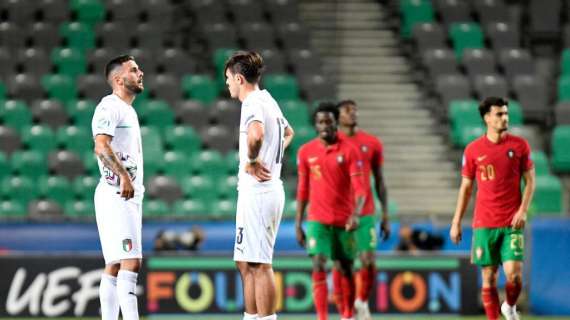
[92,104,121,137]
[521,139,534,172]
[461,147,475,179]
[242,101,264,129]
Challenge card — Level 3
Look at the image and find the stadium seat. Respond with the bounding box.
[473,74,508,99]
[138,100,175,128]
[412,22,446,54]
[164,125,202,155]
[0,48,15,80]
[531,151,551,177]
[400,0,435,38]
[64,200,95,217]
[473,0,509,26]
[264,0,299,24]
[51,47,87,77]
[82,152,99,175]
[4,0,36,25]
[210,199,237,219]
[258,48,287,73]
[28,199,64,218]
[29,21,61,50]
[0,199,27,217]
[60,22,96,50]
[143,199,170,217]
[42,74,78,103]
[554,102,570,125]
[213,48,237,89]
[434,0,471,26]
[173,199,209,217]
[181,75,218,105]
[160,151,191,179]
[551,125,570,172]
[159,48,196,77]
[217,175,238,199]
[531,175,563,214]
[77,74,110,101]
[189,150,225,177]
[180,174,217,201]
[203,23,239,51]
[31,99,69,129]
[104,0,138,24]
[458,125,485,147]
[435,74,472,112]
[238,22,277,50]
[209,99,240,128]
[485,22,520,54]
[462,49,496,78]
[448,100,481,145]
[21,125,56,156]
[224,150,239,175]
[147,75,182,105]
[499,49,535,81]
[141,126,164,166]
[1,100,32,129]
[70,0,105,26]
[146,175,184,205]
[88,47,119,75]
[67,99,96,127]
[39,175,73,205]
[561,49,570,76]
[277,22,311,49]
[0,152,9,181]
[73,175,98,200]
[422,48,458,78]
[48,150,85,180]
[512,75,549,124]
[17,48,52,76]
[57,125,92,155]
[281,99,310,127]
[8,73,44,103]
[2,175,37,205]
[0,126,22,156]
[95,22,131,51]
[228,0,265,23]
[200,125,236,154]
[264,74,300,101]
[11,150,48,177]
[0,22,26,48]
[174,100,210,130]
[557,75,570,102]
[449,23,484,59]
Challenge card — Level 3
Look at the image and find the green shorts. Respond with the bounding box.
[306,221,356,260]
[355,215,377,252]
[471,227,524,266]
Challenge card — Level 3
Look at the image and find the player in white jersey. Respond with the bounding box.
[225,51,294,320]
[92,55,144,320]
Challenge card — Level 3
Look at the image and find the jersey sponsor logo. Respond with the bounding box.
[308,156,318,164]
[507,149,515,159]
[477,155,487,162]
[122,239,132,252]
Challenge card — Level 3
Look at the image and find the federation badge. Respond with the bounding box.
[337,155,344,163]
[476,247,483,259]
[361,145,368,153]
[123,239,133,252]
[507,149,515,159]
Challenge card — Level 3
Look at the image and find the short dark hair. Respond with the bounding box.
[336,99,356,110]
[224,51,265,83]
[312,101,339,125]
[479,97,508,119]
[105,55,135,79]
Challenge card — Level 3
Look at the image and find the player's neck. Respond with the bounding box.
[320,134,338,146]
[340,125,357,136]
[113,89,136,106]
[485,129,507,144]
[238,84,260,102]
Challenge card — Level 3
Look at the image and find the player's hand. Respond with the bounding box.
[511,210,527,230]
[345,214,359,231]
[119,174,135,200]
[449,222,462,244]
[380,216,391,241]
[295,225,306,247]
[245,160,272,182]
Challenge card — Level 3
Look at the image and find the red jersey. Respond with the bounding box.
[297,135,367,227]
[462,133,533,228]
[338,130,384,216]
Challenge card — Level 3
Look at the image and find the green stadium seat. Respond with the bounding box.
[64,200,95,217]
[210,199,237,219]
[2,176,37,205]
[280,100,310,127]
[164,126,202,155]
[224,150,239,175]
[507,100,524,126]
[0,199,26,217]
[180,175,217,201]
[557,75,570,102]
[283,199,296,219]
[73,175,98,200]
[57,126,92,155]
[214,48,238,91]
[39,175,73,205]
[70,0,105,26]
[141,126,164,167]
[449,23,484,59]
[144,156,162,179]
[10,150,47,178]
[561,49,570,76]
[83,153,99,175]
[67,100,96,127]
[0,152,9,181]
[132,90,150,109]
[42,74,78,103]
[531,151,551,177]
[217,175,238,200]
[400,0,434,38]
[60,22,96,50]
[138,100,175,128]
[448,100,482,146]
[190,150,225,177]
[143,199,170,217]
[457,125,485,147]
[530,175,563,214]
[1,100,32,129]
[0,81,5,100]
[173,199,210,217]
[21,125,56,156]
[182,75,218,104]
[161,151,191,179]
[288,124,314,158]
[263,74,300,101]
[51,47,87,77]
[551,125,570,172]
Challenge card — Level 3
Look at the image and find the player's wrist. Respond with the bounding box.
[247,156,258,164]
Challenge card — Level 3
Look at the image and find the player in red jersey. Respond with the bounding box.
[336,100,390,320]
[295,102,367,320]
[450,97,535,320]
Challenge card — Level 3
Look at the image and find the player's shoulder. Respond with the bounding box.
[96,94,121,111]
[340,135,360,154]
[358,130,383,146]
[465,135,485,151]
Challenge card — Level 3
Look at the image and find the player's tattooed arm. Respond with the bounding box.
[94,134,129,178]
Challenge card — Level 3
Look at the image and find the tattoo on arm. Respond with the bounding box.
[97,145,129,178]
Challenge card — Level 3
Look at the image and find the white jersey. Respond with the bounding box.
[238,89,289,192]
[91,94,144,203]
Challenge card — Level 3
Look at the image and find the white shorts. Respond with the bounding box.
[233,186,285,264]
[95,183,143,265]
